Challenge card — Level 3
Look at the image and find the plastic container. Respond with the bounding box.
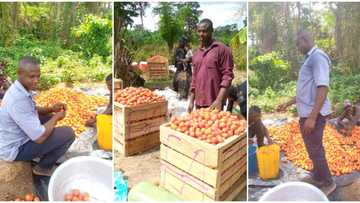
[114,171,128,201]
[248,144,258,176]
[259,182,329,201]
[97,114,112,151]
[128,181,182,201]
[48,156,113,201]
[257,144,280,180]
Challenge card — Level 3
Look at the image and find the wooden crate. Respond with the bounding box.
[159,123,247,201]
[114,102,167,156]
[144,69,169,80]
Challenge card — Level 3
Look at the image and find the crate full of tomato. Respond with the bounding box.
[114,87,167,156]
[160,108,247,201]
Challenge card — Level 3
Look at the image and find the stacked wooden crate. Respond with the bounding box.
[114,101,167,156]
[144,55,169,80]
[159,123,247,201]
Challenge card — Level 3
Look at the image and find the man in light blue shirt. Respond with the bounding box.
[0,56,75,176]
[278,30,336,195]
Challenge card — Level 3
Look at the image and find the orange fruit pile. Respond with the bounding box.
[15,193,40,201]
[36,87,108,136]
[64,189,90,201]
[115,87,165,106]
[170,108,246,145]
[269,121,360,176]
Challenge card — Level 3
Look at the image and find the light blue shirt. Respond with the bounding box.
[0,80,45,161]
[296,46,332,118]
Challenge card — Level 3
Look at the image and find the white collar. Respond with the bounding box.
[306,46,317,57]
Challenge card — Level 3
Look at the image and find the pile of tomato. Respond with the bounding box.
[269,121,360,176]
[170,108,246,145]
[36,87,108,136]
[15,193,40,201]
[115,87,165,106]
[64,189,90,201]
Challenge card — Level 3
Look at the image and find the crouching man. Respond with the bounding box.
[0,56,75,176]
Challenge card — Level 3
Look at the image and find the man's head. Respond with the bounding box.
[296,30,315,55]
[249,105,262,124]
[105,74,112,92]
[197,19,213,45]
[18,56,40,91]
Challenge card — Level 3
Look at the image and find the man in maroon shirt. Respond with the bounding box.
[188,19,234,112]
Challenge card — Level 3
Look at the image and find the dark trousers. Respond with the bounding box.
[299,115,332,185]
[15,114,75,169]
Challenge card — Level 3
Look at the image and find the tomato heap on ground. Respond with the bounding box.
[35,87,108,136]
[170,108,246,145]
[269,121,360,176]
[115,87,165,106]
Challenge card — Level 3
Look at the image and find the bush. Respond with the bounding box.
[0,36,111,90]
[250,81,296,112]
[71,15,112,59]
[250,52,291,93]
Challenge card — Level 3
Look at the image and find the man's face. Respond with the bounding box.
[18,65,40,91]
[296,36,307,55]
[197,23,212,44]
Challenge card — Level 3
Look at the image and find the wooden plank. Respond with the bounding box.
[160,143,246,188]
[160,144,219,187]
[221,137,247,171]
[120,116,166,141]
[114,101,167,124]
[160,161,247,201]
[222,174,247,201]
[122,131,160,156]
[160,123,242,168]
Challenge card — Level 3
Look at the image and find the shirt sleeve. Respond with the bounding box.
[312,54,330,87]
[8,99,45,141]
[219,47,234,88]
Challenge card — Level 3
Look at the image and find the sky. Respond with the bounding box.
[132,2,247,31]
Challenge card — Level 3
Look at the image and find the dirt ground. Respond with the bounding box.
[114,147,247,201]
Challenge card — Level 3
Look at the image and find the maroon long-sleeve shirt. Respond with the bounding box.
[191,41,234,107]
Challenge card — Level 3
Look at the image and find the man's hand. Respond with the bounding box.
[276,102,289,112]
[188,102,194,113]
[54,111,66,121]
[303,117,316,135]
[210,99,222,110]
[52,103,67,113]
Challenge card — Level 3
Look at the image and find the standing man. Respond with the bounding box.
[188,19,234,112]
[0,56,75,176]
[173,39,187,92]
[277,30,336,195]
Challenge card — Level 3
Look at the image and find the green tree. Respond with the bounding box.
[176,2,202,42]
[154,2,183,54]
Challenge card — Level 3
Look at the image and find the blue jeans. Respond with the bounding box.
[15,114,75,169]
[300,115,333,185]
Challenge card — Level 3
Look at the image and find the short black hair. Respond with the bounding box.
[19,56,40,69]
[249,105,261,115]
[198,18,213,32]
[105,73,112,82]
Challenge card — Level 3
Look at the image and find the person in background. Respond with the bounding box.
[248,106,273,147]
[188,19,234,112]
[173,39,187,92]
[277,30,335,195]
[184,43,193,75]
[0,56,75,176]
[227,81,247,119]
[336,97,360,136]
[85,73,112,127]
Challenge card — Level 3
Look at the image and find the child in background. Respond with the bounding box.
[85,74,112,127]
[248,105,273,147]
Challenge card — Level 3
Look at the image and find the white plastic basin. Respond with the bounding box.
[259,182,329,201]
[48,156,113,201]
